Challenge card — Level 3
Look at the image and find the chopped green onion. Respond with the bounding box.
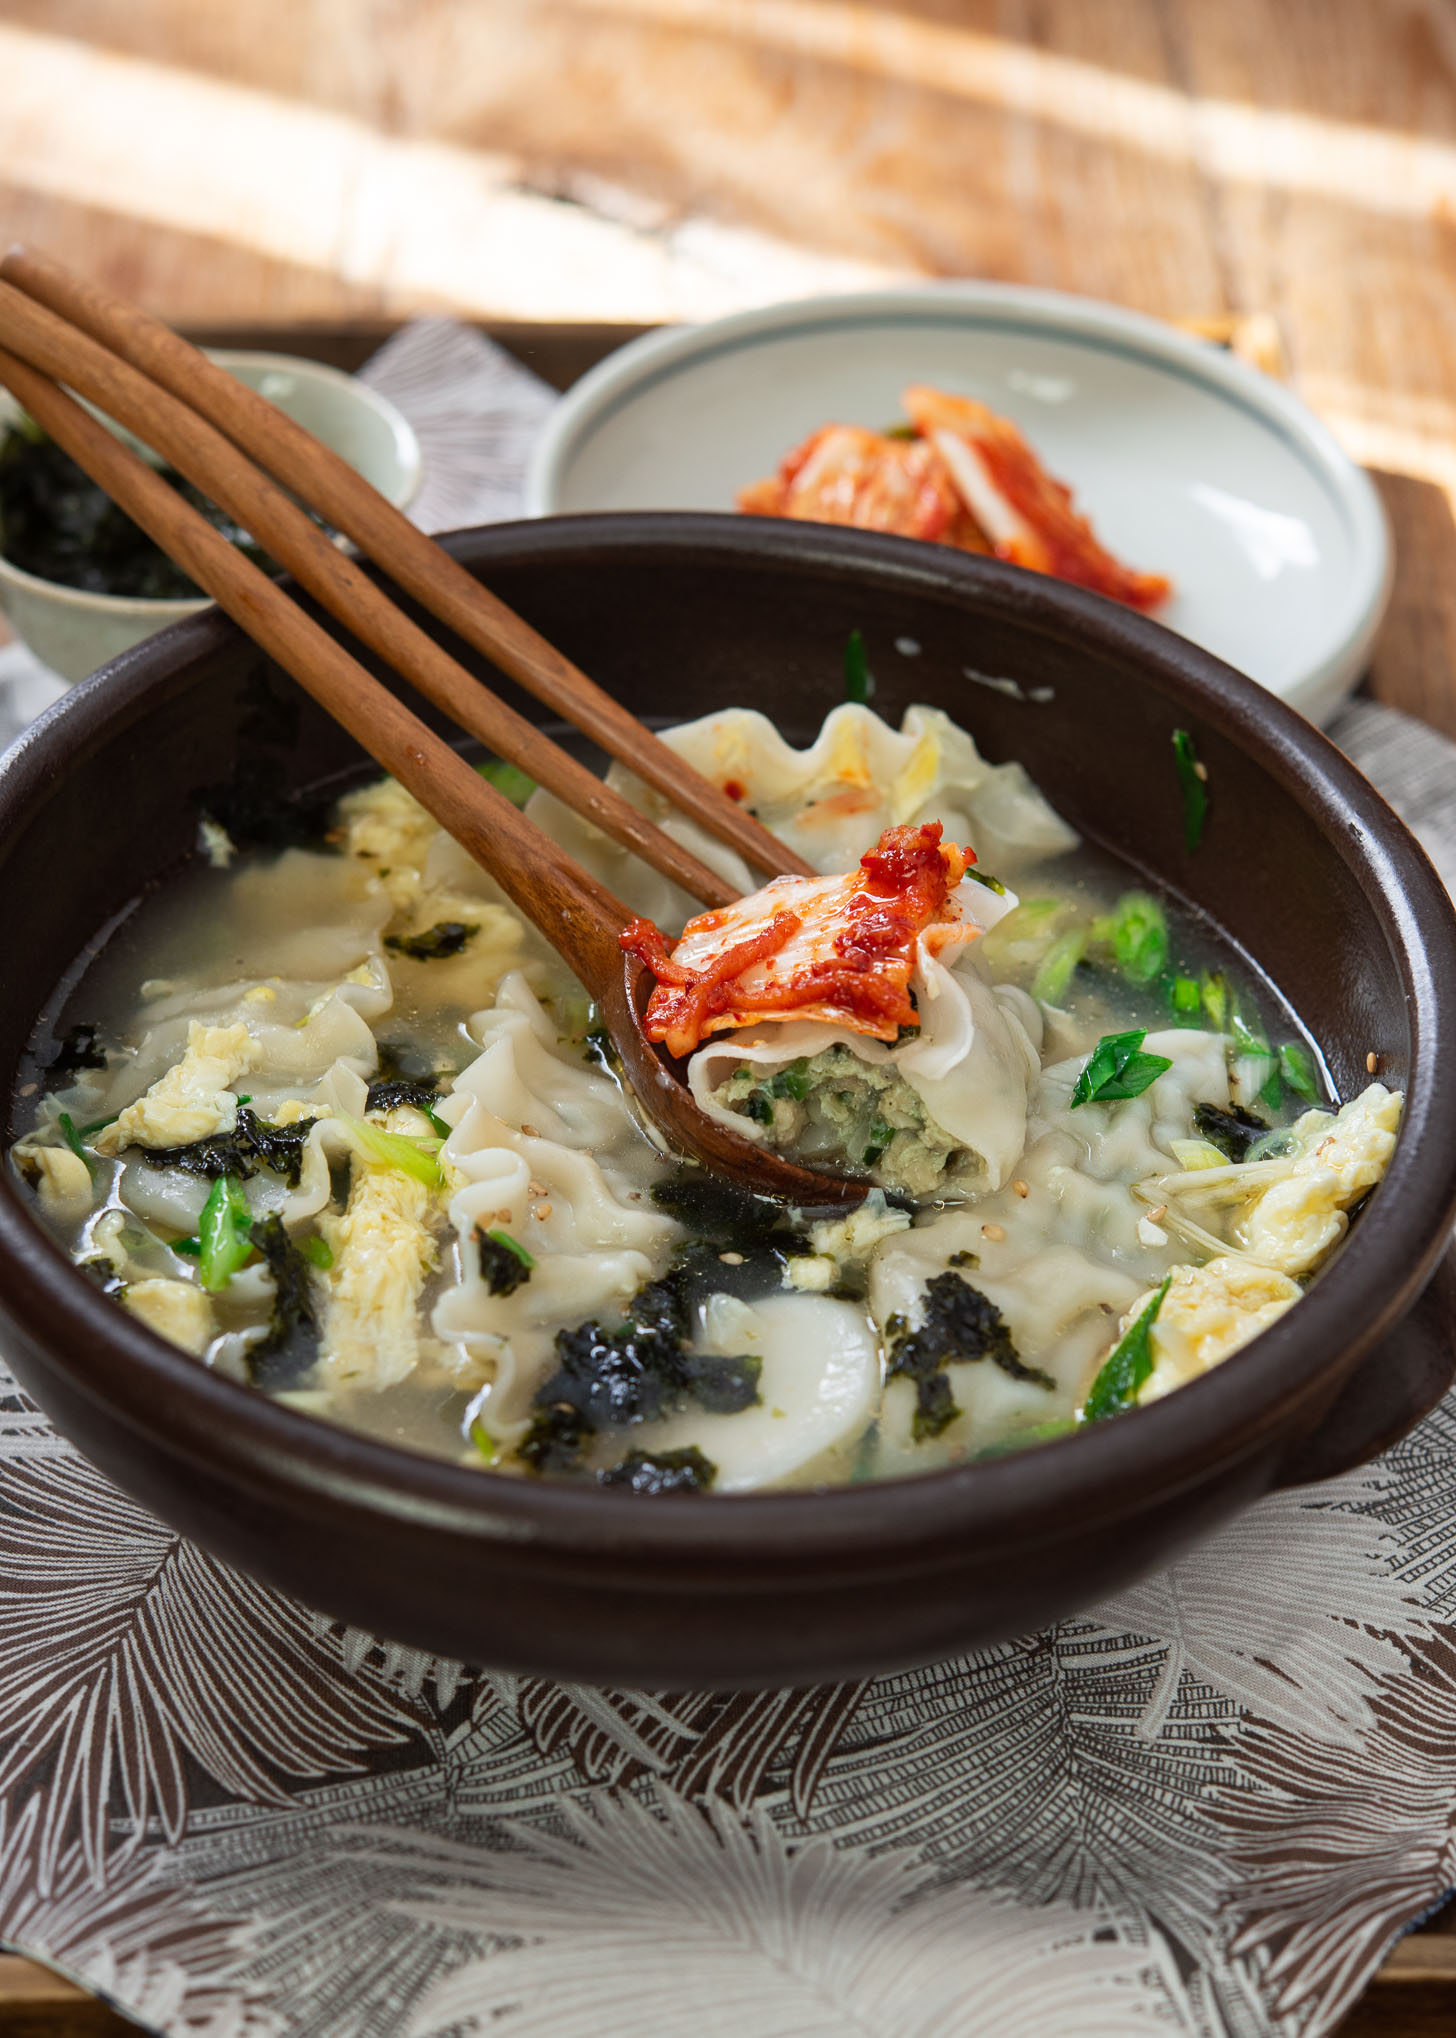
[1110,890,1169,984]
[1172,728,1209,852]
[979,897,1064,973]
[1231,991,1272,1057]
[77,1112,119,1137]
[198,1174,253,1292]
[1083,1276,1172,1421]
[1167,974,1201,1024]
[844,628,875,704]
[881,421,917,441]
[769,1059,811,1102]
[1168,1137,1230,1171]
[477,757,538,807]
[56,1112,94,1173]
[1032,930,1086,1006]
[1070,1029,1173,1109]
[469,1415,498,1464]
[1279,1041,1319,1104]
[171,1234,202,1256]
[964,867,1008,895]
[1199,969,1230,1033]
[340,1113,444,1189]
[421,1105,451,1139]
[299,1234,335,1270]
[487,1228,536,1272]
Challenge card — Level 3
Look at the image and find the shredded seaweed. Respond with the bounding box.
[145,1105,318,1188]
[517,1252,764,1476]
[0,418,285,597]
[600,1447,716,1494]
[364,1077,450,1135]
[1191,1100,1269,1163]
[384,921,478,961]
[649,1168,809,1254]
[43,1022,108,1079]
[476,1226,535,1296]
[887,1271,1052,1442]
[247,1214,322,1390]
[194,756,337,853]
[517,1401,594,1475]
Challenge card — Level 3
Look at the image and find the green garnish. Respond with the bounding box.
[469,1414,497,1464]
[1167,974,1201,1024]
[1279,1041,1319,1104]
[77,1112,119,1137]
[56,1112,94,1173]
[861,1118,894,1168]
[844,628,875,704]
[769,1059,811,1102]
[1083,1277,1172,1421]
[299,1234,335,1270]
[1069,1029,1173,1108]
[1109,891,1169,984]
[1172,728,1209,852]
[476,757,538,807]
[964,867,1009,896]
[881,421,917,441]
[1199,969,1230,1032]
[172,1235,202,1257]
[198,1174,253,1292]
[1032,930,1086,1006]
[340,1113,444,1189]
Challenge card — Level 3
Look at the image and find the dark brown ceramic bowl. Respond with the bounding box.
[2,516,1455,1690]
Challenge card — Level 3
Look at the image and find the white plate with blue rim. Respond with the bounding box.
[525,283,1391,725]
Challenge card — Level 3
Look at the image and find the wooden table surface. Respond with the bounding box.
[4,2,1456,2031]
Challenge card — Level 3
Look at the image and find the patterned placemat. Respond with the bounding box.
[1,325,1454,2038]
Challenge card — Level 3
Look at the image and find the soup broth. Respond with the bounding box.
[9,703,1400,1493]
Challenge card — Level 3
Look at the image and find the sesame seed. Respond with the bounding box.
[1148,1204,1167,1223]
[1012,1179,1029,1198]
[532,1201,553,1221]
[18,1082,35,1097]
[521,1123,539,1138]
[720,1251,745,1265]
[1194,761,1209,781]
[1366,1051,1379,1074]
[528,1179,547,1198]
[982,1223,1006,1242]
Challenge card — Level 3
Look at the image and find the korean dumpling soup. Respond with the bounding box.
[11,697,1400,1494]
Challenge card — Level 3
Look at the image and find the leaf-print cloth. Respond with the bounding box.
[1,321,1455,2038]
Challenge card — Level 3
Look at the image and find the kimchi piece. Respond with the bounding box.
[620,822,977,1061]
[737,385,1170,613]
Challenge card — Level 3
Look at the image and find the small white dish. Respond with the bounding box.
[0,351,422,684]
[527,285,1391,724]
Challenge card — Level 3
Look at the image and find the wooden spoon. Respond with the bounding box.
[0,316,869,1209]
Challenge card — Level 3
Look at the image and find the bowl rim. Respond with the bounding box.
[1,512,1453,1576]
[524,280,1393,725]
[0,347,423,614]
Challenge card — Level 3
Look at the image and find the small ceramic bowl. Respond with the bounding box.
[0,351,422,683]
[527,285,1392,724]
[0,517,1452,1689]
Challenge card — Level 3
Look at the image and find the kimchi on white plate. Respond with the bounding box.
[526,284,1391,725]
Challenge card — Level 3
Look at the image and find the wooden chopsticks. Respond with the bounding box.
[0,247,816,892]
[0,273,770,913]
[0,339,649,987]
